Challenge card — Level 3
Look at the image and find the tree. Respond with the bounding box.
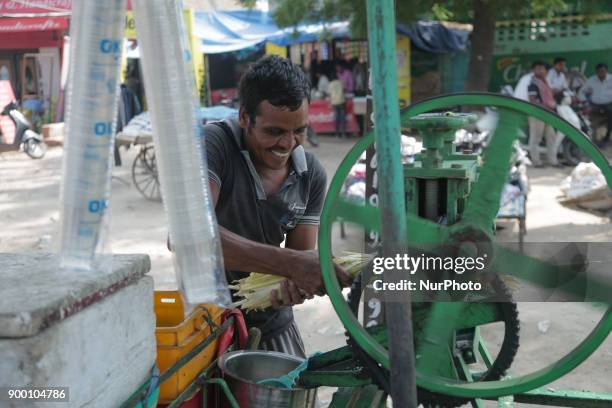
[241,0,605,92]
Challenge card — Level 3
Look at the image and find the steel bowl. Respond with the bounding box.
[217,350,317,408]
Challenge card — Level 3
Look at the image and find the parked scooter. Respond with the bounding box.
[0,101,47,159]
[503,84,592,166]
[554,89,592,165]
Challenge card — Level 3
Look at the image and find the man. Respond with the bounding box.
[335,62,354,95]
[313,69,330,99]
[329,71,346,138]
[527,61,560,167]
[513,67,534,101]
[547,57,568,102]
[579,63,612,145]
[202,55,351,357]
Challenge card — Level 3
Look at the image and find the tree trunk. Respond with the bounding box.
[464,0,497,91]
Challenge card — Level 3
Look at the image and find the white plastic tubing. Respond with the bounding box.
[60,0,126,271]
[133,0,230,306]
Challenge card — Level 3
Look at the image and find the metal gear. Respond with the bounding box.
[346,271,520,407]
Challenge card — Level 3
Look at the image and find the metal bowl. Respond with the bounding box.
[218,350,317,408]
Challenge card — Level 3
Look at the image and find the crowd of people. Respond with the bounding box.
[514,57,612,167]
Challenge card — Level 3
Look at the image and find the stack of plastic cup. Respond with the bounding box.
[133,0,230,306]
[60,0,126,271]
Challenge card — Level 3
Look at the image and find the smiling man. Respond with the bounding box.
[203,55,351,357]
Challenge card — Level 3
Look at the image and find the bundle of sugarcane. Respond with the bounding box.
[229,252,372,311]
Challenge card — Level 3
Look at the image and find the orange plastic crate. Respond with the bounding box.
[154,291,224,403]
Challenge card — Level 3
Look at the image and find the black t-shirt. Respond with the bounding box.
[203,118,327,339]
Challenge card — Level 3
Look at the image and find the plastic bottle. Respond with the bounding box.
[60,0,126,271]
[133,0,230,306]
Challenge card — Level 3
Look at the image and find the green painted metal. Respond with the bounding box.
[202,378,240,408]
[461,108,524,231]
[510,387,612,407]
[366,0,416,406]
[318,93,612,399]
[329,386,387,408]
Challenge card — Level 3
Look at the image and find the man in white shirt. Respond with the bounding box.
[580,63,612,145]
[513,64,535,101]
[547,57,568,102]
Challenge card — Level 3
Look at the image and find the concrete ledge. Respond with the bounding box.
[0,276,156,407]
[0,253,151,338]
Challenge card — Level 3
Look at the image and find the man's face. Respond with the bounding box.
[596,67,607,80]
[240,99,309,170]
[533,65,546,79]
[555,61,566,72]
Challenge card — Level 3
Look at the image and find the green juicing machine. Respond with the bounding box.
[294,3,612,407]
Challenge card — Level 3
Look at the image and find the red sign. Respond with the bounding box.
[0,16,68,32]
[309,99,360,135]
[0,0,71,14]
[0,80,16,144]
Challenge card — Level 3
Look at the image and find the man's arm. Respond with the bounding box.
[209,181,350,295]
[286,224,317,250]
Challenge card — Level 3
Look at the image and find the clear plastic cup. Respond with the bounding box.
[133,0,230,306]
[60,0,126,271]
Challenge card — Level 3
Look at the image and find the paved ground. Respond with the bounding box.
[1,135,611,407]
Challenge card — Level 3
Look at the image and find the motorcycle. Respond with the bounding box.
[502,84,592,166]
[555,89,591,165]
[0,100,47,159]
[579,102,609,146]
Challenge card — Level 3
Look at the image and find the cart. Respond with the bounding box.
[116,107,238,202]
[121,316,240,408]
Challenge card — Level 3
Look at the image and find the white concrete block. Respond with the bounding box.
[0,254,157,408]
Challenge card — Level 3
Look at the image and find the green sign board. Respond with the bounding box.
[488,18,612,91]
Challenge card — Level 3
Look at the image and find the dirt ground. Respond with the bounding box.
[1,136,611,407]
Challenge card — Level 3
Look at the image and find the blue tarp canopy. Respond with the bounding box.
[192,10,469,55]
[193,10,349,54]
[397,21,469,53]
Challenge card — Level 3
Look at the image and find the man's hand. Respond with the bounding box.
[270,280,314,309]
[289,249,353,295]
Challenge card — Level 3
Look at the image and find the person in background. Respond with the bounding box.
[313,69,330,99]
[579,63,612,146]
[513,64,535,101]
[351,57,367,95]
[329,72,346,138]
[335,62,354,95]
[567,67,587,93]
[527,60,560,167]
[547,57,568,102]
[309,50,319,88]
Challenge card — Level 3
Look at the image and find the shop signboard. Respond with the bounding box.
[490,50,611,92]
[0,0,71,13]
[489,18,612,91]
[309,99,360,135]
[0,0,70,33]
[265,42,287,58]
[396,33,411,105]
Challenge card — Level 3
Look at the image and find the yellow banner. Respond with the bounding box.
[125,11,136,39]
[396,34,411,105]
[265,42,288,58]
[184,9,205,101]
